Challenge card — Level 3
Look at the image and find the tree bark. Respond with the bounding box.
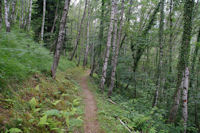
[100,0,116,91]
[169,0,194,123]
[98,0,105,57]
[108,0,125,96]
[168,0,173,73]
[152,0,165,107]
[27,0,33,31]
[4,0,10,32]
[41,0,46,42]
[0,0,2,31]
[182,67,189,133]
[70,0,88,61]
[20,0,24,29]
[83,5,92,67]
[10,0,17,25]
[51,1,59,34]
[51,0,71,78]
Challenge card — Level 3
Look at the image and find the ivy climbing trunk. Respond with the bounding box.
[152,0,165,107]
[100,0,116,91]
[168,0,194,123]
[41,0,46,42]
[108,0,125,96]
[70,0,88,61]
[51,0,70,78]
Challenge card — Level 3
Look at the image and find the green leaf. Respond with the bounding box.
[44,109,61,117]
[29,97,38,109]
[52,100,61,106]
[9,128,22,133]
[38,115,48,126]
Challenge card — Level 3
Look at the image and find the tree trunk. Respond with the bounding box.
[24,0,29,28]
[168,0,173,73]
[10,0,17,25]
[70,0,88,61]
[20,0,24,29]
[100,0,116,91]
[108,0,125,96]
[27,0,33,31]
[51,1,59,33]
[189,28,200,88]
[182,67,189,133]
[4,0,10,32]
[0,0,2,31]
[41,0,46,42]
[152,0,165,107]
[83,5,92,67]
[98,0,105,57]
[120,0,133,49]
[169,0,194,123]
[51,0,70,78]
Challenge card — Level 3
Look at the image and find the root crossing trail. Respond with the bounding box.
[80,71,101,133]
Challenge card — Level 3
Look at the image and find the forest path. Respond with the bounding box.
[80,70,101,133]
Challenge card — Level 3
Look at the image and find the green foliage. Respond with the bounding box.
[0,29,52,89]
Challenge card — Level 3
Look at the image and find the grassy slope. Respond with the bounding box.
[0,30,84,132]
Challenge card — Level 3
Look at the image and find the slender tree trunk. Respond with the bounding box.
[10,0,17,25]
[0,0,2,31]
[152,0,165,107]
[51,0,70,78]
[24,0,28,28]
[100,0,116,91]
[27,0,32,31]
[83,5,92,67]
[169,0,194,123]
[4,0,10,32]
[189,28,200,88]
[108,0,125,96]
[70,0,88,61]
[182,67,189,133]
[51,1,59,33]
[169,0,173,73]
[20,0,24,29]
[41,0,46,42]
[98,0,105,57]
[120,0,133,49]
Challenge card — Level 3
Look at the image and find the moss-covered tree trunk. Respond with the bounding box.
[152,0,165,107]
[168,0,194,124]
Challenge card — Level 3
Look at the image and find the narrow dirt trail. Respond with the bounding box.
[80,71,101,133]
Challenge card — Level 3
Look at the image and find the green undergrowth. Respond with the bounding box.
[87,75,186,133]
[0,70,84,133]
[0,29,84,132]
[0,29,74,89]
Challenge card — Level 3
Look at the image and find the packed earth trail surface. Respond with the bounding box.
[80,71,101,133]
